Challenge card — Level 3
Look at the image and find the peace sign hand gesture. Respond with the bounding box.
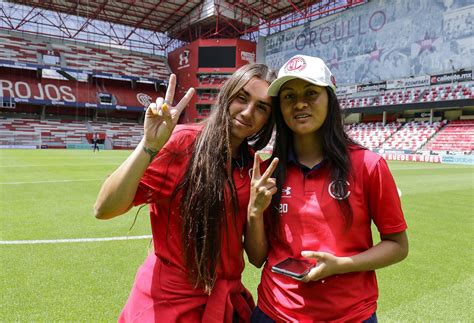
[144,74,195,150]
[248,154,279,217]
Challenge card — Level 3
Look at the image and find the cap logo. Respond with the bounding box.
[285,57,306,73]
[330,75,336,87]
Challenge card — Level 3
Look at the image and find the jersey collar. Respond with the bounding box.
[288,143,326,175]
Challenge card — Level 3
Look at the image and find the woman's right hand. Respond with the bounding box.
[144,74,195,150]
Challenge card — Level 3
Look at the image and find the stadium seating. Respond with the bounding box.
[339,87,427,109]
[0,117,148,149]
[344,120,469,153]
[0,34,49,65]
[345,122,402,149]
[380,87,426,105]
[88,121,143,149]
[339,82,473,108]
[0,31,169,81]
[340,96,377,109]
[422,82,473,102]
[381,121,445,151]
[60,44,168,80]
[422,120,474,153]
[0,118,89,148]
[1,114,472,153]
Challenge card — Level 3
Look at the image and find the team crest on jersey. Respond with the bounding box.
[328,180,351,200]
[281,186,292,198]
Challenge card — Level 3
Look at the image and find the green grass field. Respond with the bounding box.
[1,149,473,322]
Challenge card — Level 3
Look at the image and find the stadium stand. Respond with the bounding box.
[0,118,89,148]
[381,121,445,151]
[421,82,473,102]
[0,1,472,160]
[346,122,402,150]
[88,121,143,149]
[380,87,426,105]
[0,34,49,65]
[0,31,169,81]
[422,120,474,154]
[0,117,147,149]
[339,83,472,109]
[344,120,473,154]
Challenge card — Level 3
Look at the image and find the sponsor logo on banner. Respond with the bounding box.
[430,70,472,85]
[178,49,190,70]
[336,85,357,95]
[357,81,386,92]
[137,93,152,107]
[241,51,256,63]
[387,75,430,89]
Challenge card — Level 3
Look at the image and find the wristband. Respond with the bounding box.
[143,146,159,163]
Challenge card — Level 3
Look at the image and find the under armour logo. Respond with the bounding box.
[179,50,190,66]
[282,186,292,198]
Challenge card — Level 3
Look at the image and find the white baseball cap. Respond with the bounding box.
[268,55,336,96]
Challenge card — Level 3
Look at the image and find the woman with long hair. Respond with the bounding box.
[94,64,276,322]
[246,55,408,322]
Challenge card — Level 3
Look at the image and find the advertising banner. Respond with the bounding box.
[430,70,473,85]
[0,71,157,111]
[336,85,357,96]
[357,81,386,92]
[441,155,474,165]
[381,153,442,163]
[380,153,474,165]
[386,75,430,89]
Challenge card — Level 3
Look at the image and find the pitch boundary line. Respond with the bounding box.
[0,235,152,245]
[0,179,102,185]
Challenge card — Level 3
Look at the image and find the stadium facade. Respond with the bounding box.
[0,0,472,162]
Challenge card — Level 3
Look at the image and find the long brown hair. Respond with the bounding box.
[176,64,276,292]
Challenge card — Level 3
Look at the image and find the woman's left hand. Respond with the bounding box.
[248,154,279,217]
[300,251,345,283]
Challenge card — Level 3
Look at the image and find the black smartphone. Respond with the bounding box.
[271,257,315,280]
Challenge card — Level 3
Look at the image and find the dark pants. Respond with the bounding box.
[251,306,378,323]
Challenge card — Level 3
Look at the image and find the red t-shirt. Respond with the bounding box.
[120,125,255,322]
[257,147,407,322]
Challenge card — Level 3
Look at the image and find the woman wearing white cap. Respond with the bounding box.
[245,55,409,322]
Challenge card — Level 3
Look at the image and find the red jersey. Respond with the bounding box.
[119,125,254,322]
[258,147,407,322]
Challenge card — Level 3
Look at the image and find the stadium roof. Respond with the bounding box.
[3,0,363,52]
[9,0,203,34]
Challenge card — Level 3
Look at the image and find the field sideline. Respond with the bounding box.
[1,149,473,321]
